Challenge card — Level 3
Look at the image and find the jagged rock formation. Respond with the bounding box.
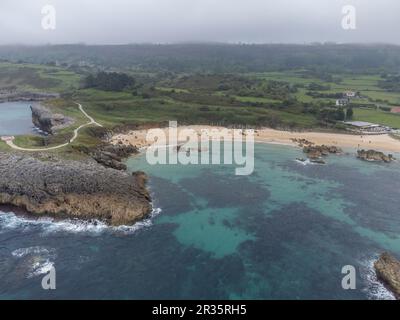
[291,138,314,147]
[0,153,151,226]
[291,139,342,160]
[31,104,74,134]
[374,252,400,299]
[357,149,395,163]
[91,144,139,170]
[303,145,342,159]
[73,143,139,170]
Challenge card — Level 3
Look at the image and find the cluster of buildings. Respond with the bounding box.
[332,91,398,134]
[335,91,357,107]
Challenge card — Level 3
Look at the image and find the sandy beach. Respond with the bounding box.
[110,126,400,153]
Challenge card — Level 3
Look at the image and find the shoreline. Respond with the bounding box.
[110,126,400,154]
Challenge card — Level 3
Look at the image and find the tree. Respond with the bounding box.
[346,107,354,120]
[84,72,135,91]
[336,108,346,121]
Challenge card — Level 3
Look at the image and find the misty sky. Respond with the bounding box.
[0,0,399,45]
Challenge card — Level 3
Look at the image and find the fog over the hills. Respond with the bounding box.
[0,0,399,45]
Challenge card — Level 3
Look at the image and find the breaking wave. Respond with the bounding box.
[28,260,54,278]
[11,246,56,278]
[360,255,395,300]
[12,246,55,258]
[295,158,325,166]
[0,206,162,236]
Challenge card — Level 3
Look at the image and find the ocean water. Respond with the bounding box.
[1,143,400,299]
[0,101,36,135]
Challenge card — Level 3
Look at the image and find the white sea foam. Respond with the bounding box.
[295,158,326,166]
[28,260,54,278]
[12,246,54,258]
[0,206,162,236]
[360,255,395,300]
[11,245,57,278]
[295,159,310,166]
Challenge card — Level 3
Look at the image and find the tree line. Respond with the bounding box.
[84,72,135,91]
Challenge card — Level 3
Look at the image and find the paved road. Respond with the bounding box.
[3,102,103,152]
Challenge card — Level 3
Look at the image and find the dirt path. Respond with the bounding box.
[2,102,102,152]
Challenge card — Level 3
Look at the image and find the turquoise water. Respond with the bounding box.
[1,143,400,299]
[0,101,35,135]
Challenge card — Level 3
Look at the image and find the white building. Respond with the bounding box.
[344,91,357,98]
[336,98,349,106]
[344,121,391,133]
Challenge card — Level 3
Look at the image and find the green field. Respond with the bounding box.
[353,108,400,128]
[0,62,81,92]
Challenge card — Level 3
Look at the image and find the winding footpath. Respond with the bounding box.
[1,102,103,152]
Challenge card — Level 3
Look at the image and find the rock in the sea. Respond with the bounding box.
[374,252,400,299]
[0,153,151,226]
[303,145,342,159]
[132,171,148,187]
[357,149,395,163]
[31,104,74,134]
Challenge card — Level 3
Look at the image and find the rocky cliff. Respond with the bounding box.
[72,143,140,170]
[91,144,139,170]
[374,252,400,299]
[31,104,74,134]
[0,153,152,226]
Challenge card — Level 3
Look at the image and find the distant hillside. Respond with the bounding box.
[1,43,400,73]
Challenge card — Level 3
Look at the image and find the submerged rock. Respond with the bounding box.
[0,153,151,226]
[357,149,395,163]
[310,159,326,165]
[374,252,400,299]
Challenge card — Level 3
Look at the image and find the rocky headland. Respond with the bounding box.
[73,142,140,171]
[31,104,74,134]
[357,149,395,163]
[374,252,400,299]
[91,144,139,170]
[0,153,152,226]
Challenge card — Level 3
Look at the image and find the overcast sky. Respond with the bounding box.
[0,0,399,45]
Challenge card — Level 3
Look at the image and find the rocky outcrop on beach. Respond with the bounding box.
[291,138,314,147]
[302,145,342,159]
[31,104,74,134]
[374,252,400,299]
[357,149,395,163]
[0,153,152,226]
[291,139,342,160]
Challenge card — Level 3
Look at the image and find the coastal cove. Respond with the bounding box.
[0,142,399,299]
